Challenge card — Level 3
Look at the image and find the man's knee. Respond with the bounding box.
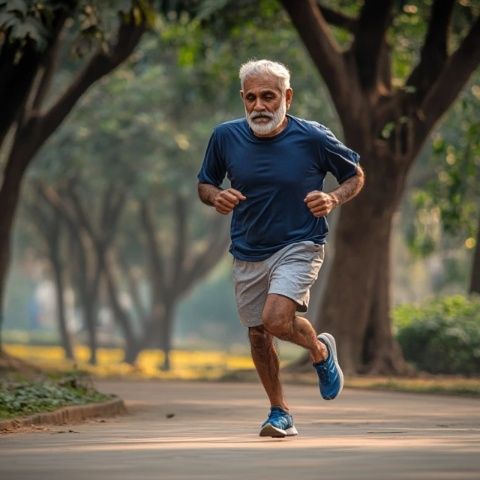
[248,326,272,351]
[261,306,293,338]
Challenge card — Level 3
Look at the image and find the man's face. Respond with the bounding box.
[241,74,293,137]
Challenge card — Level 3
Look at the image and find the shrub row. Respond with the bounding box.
[393,295,480,375]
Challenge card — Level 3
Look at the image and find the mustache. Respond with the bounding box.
[249,111,274,120]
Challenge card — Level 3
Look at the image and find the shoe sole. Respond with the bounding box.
[318,332,344,400]
[259,423,299,438]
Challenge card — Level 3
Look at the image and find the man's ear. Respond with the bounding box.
[286,88,293,110]
[240,90,244,99]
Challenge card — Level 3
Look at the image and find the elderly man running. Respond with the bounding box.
[197,59,364,438]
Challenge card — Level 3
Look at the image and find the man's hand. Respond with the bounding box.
[214,188,246,214]
[304,166,365,217]
[304,190,339,218]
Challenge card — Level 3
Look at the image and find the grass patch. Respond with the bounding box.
[0,372,113,420]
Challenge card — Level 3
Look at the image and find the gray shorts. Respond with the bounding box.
[232,241,325,328]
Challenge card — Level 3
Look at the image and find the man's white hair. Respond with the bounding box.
[239,59,291,91]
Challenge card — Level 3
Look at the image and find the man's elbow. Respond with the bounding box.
[197,182,208,204]
[356,165,365,190]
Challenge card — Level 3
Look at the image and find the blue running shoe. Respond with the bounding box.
[259,406,298,438]
[313,332,344,400]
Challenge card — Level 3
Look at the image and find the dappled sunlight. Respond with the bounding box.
[3,432,479,454]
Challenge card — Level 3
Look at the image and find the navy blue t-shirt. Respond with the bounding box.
[197,114,360,261]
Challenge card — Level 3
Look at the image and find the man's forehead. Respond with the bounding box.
[243,74,283,92]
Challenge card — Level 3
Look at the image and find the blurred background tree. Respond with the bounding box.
[406,74,480,294]
[0,0,203,353]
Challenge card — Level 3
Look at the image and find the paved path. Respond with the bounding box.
[0,380,479,479]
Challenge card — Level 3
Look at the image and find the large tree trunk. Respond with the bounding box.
[160,303,175,371]
[0,153,30,351]
[320,196,403,374]
[51,251,75,361]
[67,230,99,366]
[26,184,76,359]
[82,300,98,365]
[280,0,480,375]
[103,251,138,364]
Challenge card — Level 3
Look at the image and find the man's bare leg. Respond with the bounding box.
[248,325,289,412]
[262,294,328,364]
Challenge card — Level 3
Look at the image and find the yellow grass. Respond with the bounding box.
[4,344,254,380]
[5,344,479,396]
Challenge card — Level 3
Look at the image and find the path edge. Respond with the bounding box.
[0,397,126,433]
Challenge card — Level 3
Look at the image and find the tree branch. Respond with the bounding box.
[31,12,69,112]
[139,198,167,299]
[40,16,145,133]
[0,2,75,147]
[103,251,137,349]
[414,14,480,150]
[352,0,394,90]
[116,252,148,322]
[179,217,230,294]
[281,0,352,117]
[0,43,41,147]
[315,2,357,31]
[100,184,127,244]
[9,8,147,176]
[67,182,96,240]
[407,0,455,105]
[35,182,77,230]
[25,200,55,255]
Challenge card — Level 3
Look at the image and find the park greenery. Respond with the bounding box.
[394,295,480,375]
[0,0,479,390]
[0,363,112,420]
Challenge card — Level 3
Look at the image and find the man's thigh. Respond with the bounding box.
[233,258,269,327]
[233,241,324,327]
[268,241,324,313]
[262,293,297,324]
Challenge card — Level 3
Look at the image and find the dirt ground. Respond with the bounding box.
[0,379,479,479]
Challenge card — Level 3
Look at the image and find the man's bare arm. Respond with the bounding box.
[198,183,222,206]
[329,165,365,206]
[305,166,365,218]
[198,183,246,215]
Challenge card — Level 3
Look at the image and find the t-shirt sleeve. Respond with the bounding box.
[318,126,360,184]
[197,130,226,187]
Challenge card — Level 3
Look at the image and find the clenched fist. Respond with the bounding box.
[214,188,246,215]
[304,190,339,217]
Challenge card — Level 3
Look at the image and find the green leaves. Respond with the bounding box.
[0,1,50,52]
[0,373,111,419]
[394,295,480,375]
[407,74,480,257]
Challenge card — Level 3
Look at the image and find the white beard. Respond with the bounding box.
[246,101,287,136]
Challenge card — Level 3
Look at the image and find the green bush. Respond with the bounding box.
[393,295,480,375]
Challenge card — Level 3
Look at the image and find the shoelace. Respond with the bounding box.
[316,363,329,383]
[268,408,289,426]
[269,408,285,420]
[316,358,337,384]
